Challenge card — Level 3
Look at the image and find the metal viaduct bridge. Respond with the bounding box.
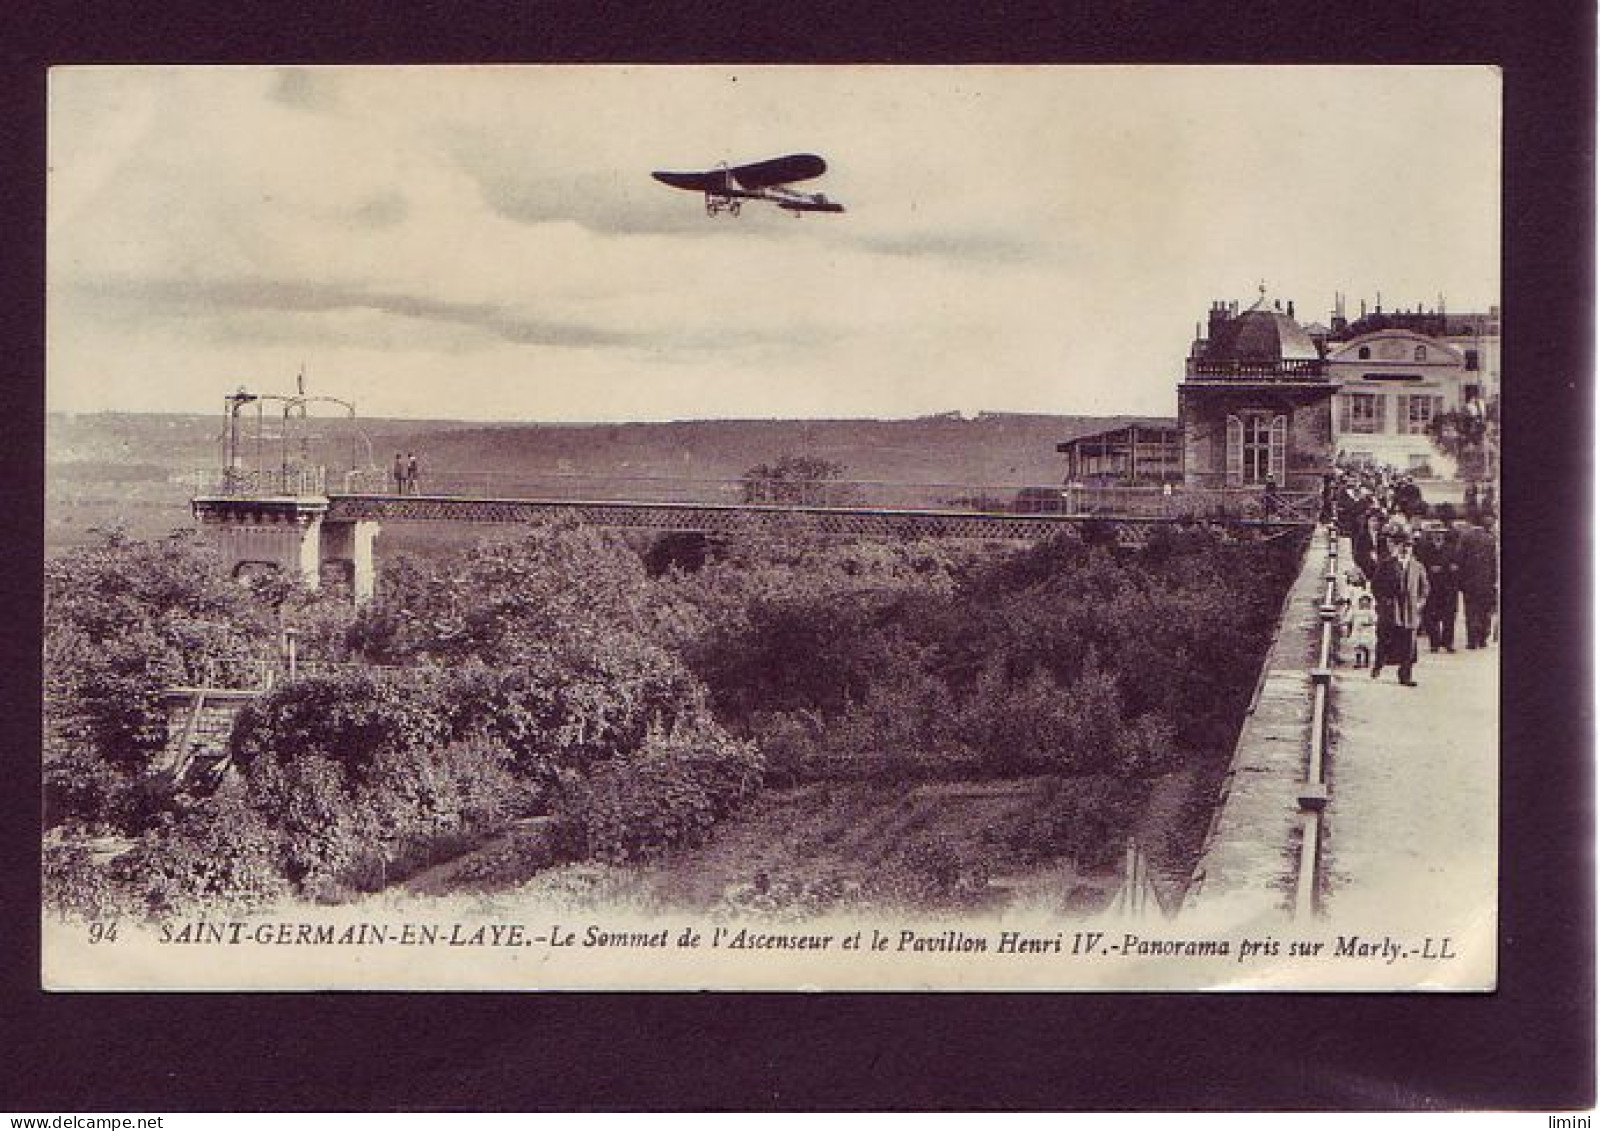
[191,466,1319,603]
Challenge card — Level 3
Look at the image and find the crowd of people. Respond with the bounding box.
[1328,461,1499,687]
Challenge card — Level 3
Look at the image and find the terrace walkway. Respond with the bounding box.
[1183,527,1498,956]
[1321,621,1499,931]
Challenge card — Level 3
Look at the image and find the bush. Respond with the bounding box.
[747,710,830,787]
[996,776,1142,869]
[348,526,665,667]
[439,644,706,785]
[44,734,134,831]
[511,862,658,914]
[861,840,993,911]
[230,670,452,778]
[237,753,357,897]
[344,739,542,889]
[564,724,763,864]
[44,531,276,829]
[42,835,129,921]
[113,790,289,915]
[715,871,853,921]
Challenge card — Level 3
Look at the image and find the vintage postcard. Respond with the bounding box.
[43,65,1500,990]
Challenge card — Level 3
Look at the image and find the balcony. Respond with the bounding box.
[1184,358,1327,382]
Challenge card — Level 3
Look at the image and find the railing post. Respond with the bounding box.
[1295,525,1340,921]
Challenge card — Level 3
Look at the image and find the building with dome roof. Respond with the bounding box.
[1176,291,1337,492]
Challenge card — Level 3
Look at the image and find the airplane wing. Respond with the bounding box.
[651,169,730,192]
[730,153,827,190]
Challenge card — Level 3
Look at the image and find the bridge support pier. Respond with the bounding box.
[192,496,381,604]
[319,518,380,604]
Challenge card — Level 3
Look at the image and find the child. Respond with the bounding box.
[1346,592,1378,669]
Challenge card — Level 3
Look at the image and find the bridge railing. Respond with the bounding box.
[328,468,1318,521]
[1294,521,1341,920]
[193,467,329,497]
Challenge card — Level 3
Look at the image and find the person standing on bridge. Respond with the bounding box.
[1353,497,1386,583]
[391,452,406,494]
[1457,518,1499,649]
[1418,524,1461,653]
[1370,528,1430,687]
[405,452,420,495]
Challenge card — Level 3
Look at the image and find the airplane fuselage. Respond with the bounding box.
[707,186,843,214]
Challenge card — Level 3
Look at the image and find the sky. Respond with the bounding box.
[47,66,1501,422]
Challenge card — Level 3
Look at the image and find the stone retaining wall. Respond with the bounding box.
[1184,530,1325,921]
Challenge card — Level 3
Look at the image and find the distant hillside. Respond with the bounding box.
[403,413,1142,486]
[46,411,1153,552]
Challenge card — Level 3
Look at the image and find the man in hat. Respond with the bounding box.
[1371,526,1431,686]
[1417,522,1461,652]
[1352,496,1385,583]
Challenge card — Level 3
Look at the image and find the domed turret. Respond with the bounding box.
[1186,290,1326,380]
[1205,308,1321,364]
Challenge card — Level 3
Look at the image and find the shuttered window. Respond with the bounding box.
[1228,412,1286,486]
[1401,393,1445,434]
[1344,393,1384,434]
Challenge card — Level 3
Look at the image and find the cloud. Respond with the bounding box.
[69,272,829,360]
[451,143,712,237]
[77,275,647,350]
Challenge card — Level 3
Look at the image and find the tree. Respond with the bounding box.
[349,525,665,666]
[740,455,858,506]
[44,530,275,829]
[1426,401,1500,482]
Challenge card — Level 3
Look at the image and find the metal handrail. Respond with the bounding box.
[194,467,329,497]
[1293,521,1341,919]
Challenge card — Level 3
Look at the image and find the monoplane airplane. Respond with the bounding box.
[652,153,845,217]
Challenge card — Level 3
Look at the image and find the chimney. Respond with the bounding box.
[1287,299,1296,320]
[1207,300,1231,342]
